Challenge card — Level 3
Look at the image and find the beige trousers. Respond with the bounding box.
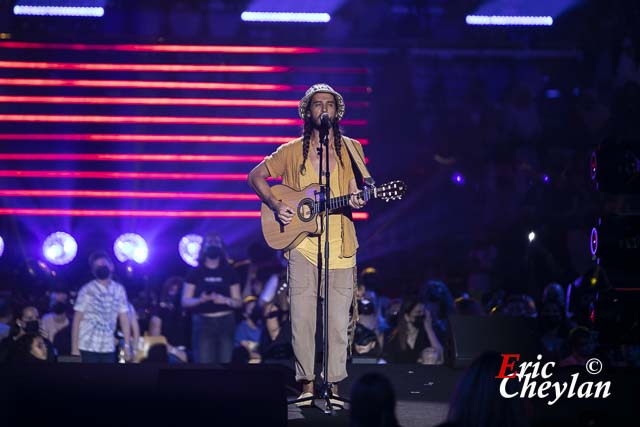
[288,249,355,383]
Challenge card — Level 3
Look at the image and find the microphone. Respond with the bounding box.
[320,112,331,130]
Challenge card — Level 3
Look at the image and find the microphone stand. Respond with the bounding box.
[288,118,348,414]
[317,119,346,414]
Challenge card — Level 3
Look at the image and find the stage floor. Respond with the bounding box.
[289,400,449,426]
[286,363,458,426]
[2,362,636,426]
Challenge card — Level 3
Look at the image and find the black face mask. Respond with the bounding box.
[93,265,111,280]
[52,303,67,315]
[412,315,425,329]
[205,246,223,259]
[358,298,376,316]
[24,320,40,334]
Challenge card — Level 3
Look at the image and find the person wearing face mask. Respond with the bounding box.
[71,250,131,363]
[181,233,242,363]
[382,297,443,364]
[0,306,57,363]
[41,289,70,349]
[16,306,42,336]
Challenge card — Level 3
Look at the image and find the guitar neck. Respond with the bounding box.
[317,187,373,211]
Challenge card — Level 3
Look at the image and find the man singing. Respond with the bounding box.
[248,83,367,407]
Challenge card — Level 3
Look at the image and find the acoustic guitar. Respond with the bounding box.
[261,180,406,250]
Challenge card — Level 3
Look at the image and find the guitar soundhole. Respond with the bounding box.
[297,198,315,222]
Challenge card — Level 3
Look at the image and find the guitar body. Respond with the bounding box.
[261,183,323,251]
[260,180,407,251]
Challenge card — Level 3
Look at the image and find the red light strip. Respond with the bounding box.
[0,61,368,74]
[0,61,289,73]
[0,41,324,54]
[0,114,367,126]
[0,170,249,180]
[0,153,265,162]
[0,208,261,218]
[0,189,259,200]
[0,95,368,108]
[0,96,300,107]
[0,78,294,91]
[0,78,371,93]
[0,134,368,145]
[0,133,292,143]
[0,208,368,219]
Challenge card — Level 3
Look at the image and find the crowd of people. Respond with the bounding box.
[0,234,293,365]
[1,241,635,370]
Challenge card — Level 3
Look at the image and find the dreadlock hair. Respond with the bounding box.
[299,105,344,176]
[300,114,313,176]
[332,119,344,167]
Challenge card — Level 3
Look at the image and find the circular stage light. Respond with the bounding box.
[42,232,78,265]
[452,172,465,185]
[0,235,4,257]
[114,233,148,264]
[590,226,598,257]
[179,234,203,267]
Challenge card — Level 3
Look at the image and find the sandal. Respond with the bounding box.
[293,391,314,407]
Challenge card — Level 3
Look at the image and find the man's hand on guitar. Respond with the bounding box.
[273,200,295,225]
[349,193,366,209]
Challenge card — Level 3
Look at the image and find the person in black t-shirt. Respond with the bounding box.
[181,233,241,363]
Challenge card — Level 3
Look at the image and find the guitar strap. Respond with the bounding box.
[342,137,375,186]
[341,137,373,343]
[342,138,374,343]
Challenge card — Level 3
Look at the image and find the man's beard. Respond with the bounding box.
[310,116,334,131]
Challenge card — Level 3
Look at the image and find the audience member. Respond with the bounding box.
[350,372,400,427]
[383,297,443,364]
[418,280,453,343]
[499,294,537,318]
[149,276,189,362]
[8,333,49,363]
[141,343,170,363]
[0,298,13,342]
[0,306,56,362]
[181,233,241,363]
[352,281,384,358]
[233,295,262,363]
[72,250,131,363]
[453,294,485,316]
[41,290,70,349]
[258,301,293,362]
[440,351,528,427]
[558,326,596,367]
[538,300,568,361]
